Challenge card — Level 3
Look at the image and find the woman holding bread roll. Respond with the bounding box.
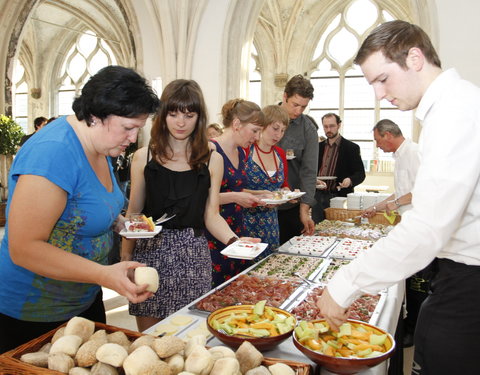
[122,79,258,331]
[0,66,160,353]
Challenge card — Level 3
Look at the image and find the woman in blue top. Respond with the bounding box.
[0,66,159,353]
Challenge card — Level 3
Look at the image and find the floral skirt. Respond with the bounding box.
[129,228,212,319]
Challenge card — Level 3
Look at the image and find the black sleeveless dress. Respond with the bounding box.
[129,159,212,319]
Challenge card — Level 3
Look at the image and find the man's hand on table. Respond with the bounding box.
[317,287,349,331]
[300,203,315,235]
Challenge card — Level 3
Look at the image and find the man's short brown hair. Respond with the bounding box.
[284,74,314,100]
[354,20,441,70]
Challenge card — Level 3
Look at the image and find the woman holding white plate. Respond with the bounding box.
[122,80,257,331]
[243,105,291,255]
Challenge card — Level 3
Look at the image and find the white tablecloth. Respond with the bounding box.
[145,253,405,375]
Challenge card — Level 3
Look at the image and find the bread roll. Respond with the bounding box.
[107,331,131,348]
[208,345,236,361]
[69,367,91,375]
[96,343,128,367]
[91,361,118,375]
[76,338,104,367]
[166,353,185,374]
[129,335,155,353]
[134,267,159,293]
[89,329,108,343]
[235,341,263,374]
[52,327,66,343]
[123,345,170,375]
[210,357,240,375]
[245,365,272,375]
[65,317,95,343]
[269,363,295,375]
[184,344,213,375]
[20,351,49,367]
[184,334,206,357]
[152,335,185,358]
[48,352,75,373]
[50,335,83,356]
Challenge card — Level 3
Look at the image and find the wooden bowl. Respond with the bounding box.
[292,319,395,375]
[207,304,296,351]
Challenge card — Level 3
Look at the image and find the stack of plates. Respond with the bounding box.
[346,192,392,210]
[362,193,378,210]
[330,197,347,209]
[347,193,363,210]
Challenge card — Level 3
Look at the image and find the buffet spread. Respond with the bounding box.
[145,220,404,375]
[0,220,404,375]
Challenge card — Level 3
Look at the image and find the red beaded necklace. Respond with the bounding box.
[254,143,279,183]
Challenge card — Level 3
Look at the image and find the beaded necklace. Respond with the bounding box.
[254,143,279,183]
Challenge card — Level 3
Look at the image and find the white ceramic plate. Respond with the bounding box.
[284,191,306,200]
[221,241,269,260]
[286,155,296,160]
[317,176,337,181]
[261,198,290,205]
[119,222,162,239]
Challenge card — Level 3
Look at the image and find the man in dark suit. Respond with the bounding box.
[312,113,365,223]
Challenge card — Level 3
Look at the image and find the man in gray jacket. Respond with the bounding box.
[277,75,318,244]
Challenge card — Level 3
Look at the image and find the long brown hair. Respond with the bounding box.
[150,79,209,169]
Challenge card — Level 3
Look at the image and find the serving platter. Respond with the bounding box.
[220,241,268,260]
[287,286,387,325]
[119,222,162,239]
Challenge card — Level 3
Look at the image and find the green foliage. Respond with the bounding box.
[0,115,25,155]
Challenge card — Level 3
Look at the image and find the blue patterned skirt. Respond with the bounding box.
[129,228,212,319]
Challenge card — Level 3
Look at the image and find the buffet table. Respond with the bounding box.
[146,233,405,375]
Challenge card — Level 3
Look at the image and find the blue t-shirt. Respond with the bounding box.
[0,117,124,322]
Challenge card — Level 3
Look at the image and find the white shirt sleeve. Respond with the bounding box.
[328,69,480,307]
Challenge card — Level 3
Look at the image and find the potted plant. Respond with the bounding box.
[0,114,24,211]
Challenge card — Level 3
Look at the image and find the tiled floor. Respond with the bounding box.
[0,226,413,373]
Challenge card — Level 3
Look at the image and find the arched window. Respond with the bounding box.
[12,60,29,132]
[56,30,117,115]
[248,44,261,106]
[309,0,412,170]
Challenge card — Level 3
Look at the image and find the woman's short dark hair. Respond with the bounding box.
[150,79,209,169]
[72,65,160,125]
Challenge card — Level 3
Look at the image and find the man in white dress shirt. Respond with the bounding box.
[363,119,419,216]
[317,20,480,375]
[363,119,427,348]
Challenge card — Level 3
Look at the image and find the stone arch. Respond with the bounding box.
[2,0,141,123]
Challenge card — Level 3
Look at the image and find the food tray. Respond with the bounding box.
[189,274,303,314]
[247,253,330,281]
[326,238,375,260]
[325,207,401,225]
[0,322,143,374]
[286,286,387,325]
[280,235,338,257]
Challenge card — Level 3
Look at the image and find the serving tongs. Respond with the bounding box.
[218,328,269,338]
[155,213,176,224]
[293,272,317,287]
